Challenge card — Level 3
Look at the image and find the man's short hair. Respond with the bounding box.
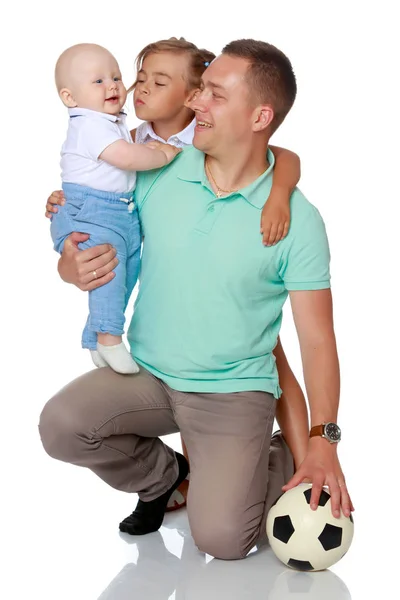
[222,39,297,134]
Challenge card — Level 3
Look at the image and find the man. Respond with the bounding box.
[39,39,353,560]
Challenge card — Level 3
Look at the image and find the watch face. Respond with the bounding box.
[325,422,341,442]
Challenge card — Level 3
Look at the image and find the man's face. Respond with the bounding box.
[191,54,256,156]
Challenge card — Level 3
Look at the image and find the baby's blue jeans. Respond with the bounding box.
[50,183,141,350]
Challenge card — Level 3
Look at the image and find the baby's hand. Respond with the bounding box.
[260,191,290,246]
[146,140,181,163]
[145,141,165,151]
[45,190,65,219]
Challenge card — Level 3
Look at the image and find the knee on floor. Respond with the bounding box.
[191,516,252,560]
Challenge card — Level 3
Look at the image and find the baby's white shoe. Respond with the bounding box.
[97,341,140,374]
[90,350,108,368]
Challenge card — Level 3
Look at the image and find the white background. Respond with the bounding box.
[1,1,399,598]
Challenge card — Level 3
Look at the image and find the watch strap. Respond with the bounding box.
[310,424,325,438]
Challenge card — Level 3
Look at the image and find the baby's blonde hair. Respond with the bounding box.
[55,43,114,91]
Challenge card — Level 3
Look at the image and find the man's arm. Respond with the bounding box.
[290,289,339,425]
[284,288,353,518]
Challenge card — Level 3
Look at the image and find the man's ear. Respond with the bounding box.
[59,88,78,108]
[252,105,274,132]
[184,88,200,109]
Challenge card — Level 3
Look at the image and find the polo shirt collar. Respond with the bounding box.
[177,147,276,209]
[68,107,127,123]
[140,118,196,144]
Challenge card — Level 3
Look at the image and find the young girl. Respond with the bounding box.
[46,37,309,513]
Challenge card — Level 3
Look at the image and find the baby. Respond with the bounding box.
[51,43,180,374]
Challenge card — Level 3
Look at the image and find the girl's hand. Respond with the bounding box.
[260,190,290,246]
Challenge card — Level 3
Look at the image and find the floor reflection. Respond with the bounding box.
[98,512,351,600]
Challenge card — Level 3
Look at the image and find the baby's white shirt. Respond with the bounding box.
[61,107,137,193]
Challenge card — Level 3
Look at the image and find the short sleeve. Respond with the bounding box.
[278,194,331,291]
[78,118,123,160]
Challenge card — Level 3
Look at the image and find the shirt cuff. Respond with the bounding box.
[284,280,331,291]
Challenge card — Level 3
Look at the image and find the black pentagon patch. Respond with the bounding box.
[288,558,314,571]
[349,513,354,524]
[273,515,295,543]
[303,488,331,507]
[318,523,343,550]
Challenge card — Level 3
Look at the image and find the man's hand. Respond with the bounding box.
[58,233,118,291]
[45,190,65,219]
[282,437,354,519]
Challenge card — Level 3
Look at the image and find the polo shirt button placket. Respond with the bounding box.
[194,201,221,234]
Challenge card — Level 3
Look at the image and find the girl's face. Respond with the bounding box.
[134,51,195,122]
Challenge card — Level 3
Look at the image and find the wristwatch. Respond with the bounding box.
[309,422,341,444]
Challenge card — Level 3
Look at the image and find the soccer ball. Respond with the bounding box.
[266,483,354,571]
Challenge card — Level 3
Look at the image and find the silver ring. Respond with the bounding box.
[92,270,97,279]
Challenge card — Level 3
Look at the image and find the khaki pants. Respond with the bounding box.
[39,368,294,560]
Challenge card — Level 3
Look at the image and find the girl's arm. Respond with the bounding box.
[261,146,301,246]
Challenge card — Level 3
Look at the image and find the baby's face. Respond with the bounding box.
[66,48,127,115]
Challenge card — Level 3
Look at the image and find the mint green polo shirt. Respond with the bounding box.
[128,146,330,397]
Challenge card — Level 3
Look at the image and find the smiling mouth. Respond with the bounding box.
[197,121,212,128]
